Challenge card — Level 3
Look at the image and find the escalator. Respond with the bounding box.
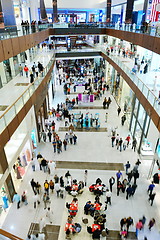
[0,229,23,240]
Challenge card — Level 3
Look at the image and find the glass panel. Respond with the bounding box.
[137,80,143,91]
[15,97,24,114]
[134,99,139,115]
[28,85,35,95]
[137,104,145,127]
[22,90,30,104]
[148,91,155,105]
[131,115,136,135]
[0,117,6,133]
[4,106,16,125]
[142,85,149,98]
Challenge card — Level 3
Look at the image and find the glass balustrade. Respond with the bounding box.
[0,22,159,40]
[0,56,55,134]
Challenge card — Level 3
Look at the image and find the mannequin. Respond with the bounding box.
[1,192,9,211]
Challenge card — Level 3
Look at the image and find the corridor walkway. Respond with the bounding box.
[0,47,54,117]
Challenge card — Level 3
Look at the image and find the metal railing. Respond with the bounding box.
[0,22,160,40]
[94,45,160,116]
[0,229,23,240]
[0,55,55,135]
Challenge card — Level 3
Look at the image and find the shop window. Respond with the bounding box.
[0,76,2,89]
[134,98,139,115]
[137,104,146,127]
[13,56,19,76]
[131,115,136,135]
[3,60,12,83]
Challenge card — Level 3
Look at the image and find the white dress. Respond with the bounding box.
[48,162,56,175]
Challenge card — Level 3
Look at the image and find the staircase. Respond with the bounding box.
[28,223,60,240]
[69,36,77,48]
[106,230,137,239]
[0,229,24,240]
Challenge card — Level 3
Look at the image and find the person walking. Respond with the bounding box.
[117,138,123,152]
[132,138,137,152]
[147,182,155,196]
[41,158,48,173]
[126,217,133,232]
[63,139,67,151]
[69,133,73,144]
[116,170,122,182]
[39,217,46,233]
[117,181,122,196]
[30,179,37,194]
[121,115,126,126]
[73,134,77,144]
[48,160,56,176]
[84,170,88,186]
[31,157,37,172]
[12,193,21,209]
[48,130,52,142]
[44,180,49,195]
[148,192,156,206]
[117,106,121,116]
[126,185,133,200]
[24,65,29,77]
[133,170,139,184]
[131,183,137,196]
[111,135,116,147]
[46,207,53,224]
[127,171,133,183]
[19,64,23,76]
[49,180,54,193]
[125,135,131,147]
[125,161,130,174]
[52,139,57,153]
[43,192,49,209]
[105,189,112,205]
[148,218,155,231]
[54,182,60,197]
[33,193,40,209]
[41,130,46,142]
[109,176,115,192]
[135,220,143,237]
[21,191,28,205]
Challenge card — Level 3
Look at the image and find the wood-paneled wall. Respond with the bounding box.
[0,29,49,62]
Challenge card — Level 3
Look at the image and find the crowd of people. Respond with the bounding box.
[19,61,44,84]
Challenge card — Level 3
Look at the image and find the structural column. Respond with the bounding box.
[1,0,16,26]
[40,0,48,22]
[125,0,135,23]
[106,0,112,22]
[142,0,148,23]
[52,0,58,22]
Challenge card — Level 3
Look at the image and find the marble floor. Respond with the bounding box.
[0,60,160,240]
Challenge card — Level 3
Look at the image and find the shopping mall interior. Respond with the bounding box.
[0,0,160,240]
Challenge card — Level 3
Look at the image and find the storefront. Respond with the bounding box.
[11,140,32,186]
[129,97,151,154]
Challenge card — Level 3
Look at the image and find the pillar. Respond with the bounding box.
[0,0,4,28]
[52,0,58,22]
[1,0,16,26]
[40,0,48,22]
[125,0,135,23]
[142,0,148,23]
[29,0,39,22]
[106,0,112,22]
[9,57,16,77]
[0,62,7,85]
[43,98,48,120]
[0,149,15,201]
